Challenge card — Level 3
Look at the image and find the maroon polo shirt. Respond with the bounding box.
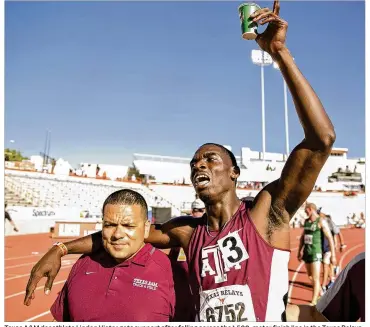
[51,244,175,322]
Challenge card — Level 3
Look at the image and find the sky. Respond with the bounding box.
[5,1,365,167]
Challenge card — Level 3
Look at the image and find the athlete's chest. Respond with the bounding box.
[188,223,288,323]
[304,220,319,232]
[198,229,250,286]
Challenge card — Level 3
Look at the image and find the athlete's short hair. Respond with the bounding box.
[102,189,148,220]
[201,143,238,168]
[306,202,317,211]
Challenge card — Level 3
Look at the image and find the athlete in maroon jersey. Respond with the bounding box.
[25,1,336,322]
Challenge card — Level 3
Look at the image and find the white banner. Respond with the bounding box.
[6,206,81,221]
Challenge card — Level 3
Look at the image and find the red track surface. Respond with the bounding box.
[5,228,365,322]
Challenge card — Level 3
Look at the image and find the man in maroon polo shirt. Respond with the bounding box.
[51,189,175,322]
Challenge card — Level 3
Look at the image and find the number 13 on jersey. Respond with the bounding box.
[217,230,249,269]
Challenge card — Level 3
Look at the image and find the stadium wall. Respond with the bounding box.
[5,206,81,236]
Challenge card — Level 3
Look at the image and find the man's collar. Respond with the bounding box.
[120,244,154,267]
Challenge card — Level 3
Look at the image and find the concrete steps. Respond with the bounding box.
[5,188,33,207]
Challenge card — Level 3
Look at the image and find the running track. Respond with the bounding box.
[5,228,365,322]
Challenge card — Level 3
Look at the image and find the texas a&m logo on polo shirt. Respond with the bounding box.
[132,278,158,291]
[201,230,249,283]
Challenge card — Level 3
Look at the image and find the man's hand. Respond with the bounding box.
[250,0,287,56]
[286,304,329,322]
[297,252,303,261]
[24,247,62,306]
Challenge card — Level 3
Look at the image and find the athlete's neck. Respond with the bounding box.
[205,193,241,231]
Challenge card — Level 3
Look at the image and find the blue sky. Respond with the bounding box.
[5,1,365,167]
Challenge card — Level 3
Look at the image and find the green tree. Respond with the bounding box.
[4,148,29,162]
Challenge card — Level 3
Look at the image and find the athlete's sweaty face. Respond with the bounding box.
[190,144,239,203]
[102,204,150,263]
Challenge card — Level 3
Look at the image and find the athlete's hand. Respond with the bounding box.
[24,247,62,306]
[297,252,303,261]
[331,255,337,266]
[250,0,288,57]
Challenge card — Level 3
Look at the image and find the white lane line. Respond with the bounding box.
[5,264,75,281]
[5,280,66,300]
[24,310,51,322]
[287,261,305,303]
[5,262,41,269]
[339,243,364,270]
[6,258,78,269]
[5,254,44,261]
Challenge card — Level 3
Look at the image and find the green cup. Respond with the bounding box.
[238,3,261,40]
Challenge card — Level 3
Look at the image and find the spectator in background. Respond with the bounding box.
[5,203,19,232]
[356,212,365,228]
[190,198,205,218]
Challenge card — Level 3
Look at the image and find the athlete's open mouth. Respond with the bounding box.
[193,173,210,188]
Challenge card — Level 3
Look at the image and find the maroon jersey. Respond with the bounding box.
[168,247,196,321]
[186,201,290,322]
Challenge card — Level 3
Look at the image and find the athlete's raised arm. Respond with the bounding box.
[250,1,335,238]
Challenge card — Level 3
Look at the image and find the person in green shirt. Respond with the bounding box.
[297,203,336,305]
